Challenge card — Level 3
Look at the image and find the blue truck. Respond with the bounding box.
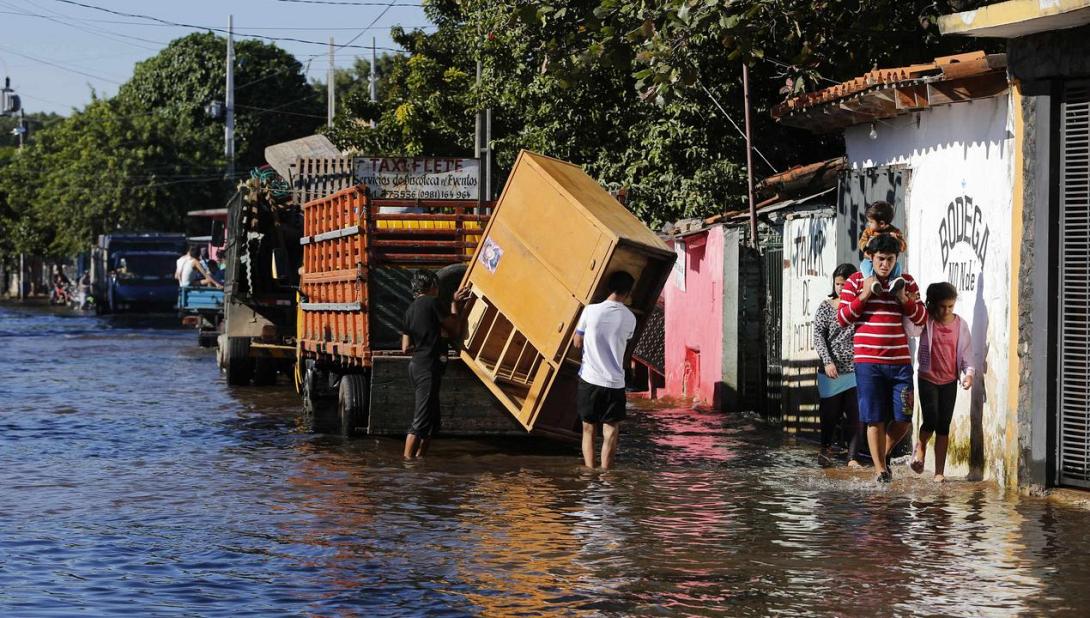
[91,233,188,313]
[178,286,225,347]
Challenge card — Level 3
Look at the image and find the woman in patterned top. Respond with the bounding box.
[813,263,864,467]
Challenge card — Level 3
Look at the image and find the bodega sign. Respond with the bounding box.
[354,157,480,201]
[938,195,990,293]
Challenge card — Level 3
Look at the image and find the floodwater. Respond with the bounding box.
[2,303,1090,617]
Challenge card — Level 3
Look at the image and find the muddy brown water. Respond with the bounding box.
[2,302,1090,616]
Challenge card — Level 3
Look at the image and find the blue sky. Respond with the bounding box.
[0,0,431,115]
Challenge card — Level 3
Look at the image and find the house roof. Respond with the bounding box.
[940,0,1090,38]
[771,52,1009,132]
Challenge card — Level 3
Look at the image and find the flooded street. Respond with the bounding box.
[2,303,1090,616]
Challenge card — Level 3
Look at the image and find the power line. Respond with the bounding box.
[235,102,327,119]
[0,1,167,51]
[314,0,398,59]
[697,82,778,174]
[0,44,124,84]
[275,0,420,6]
[47,0,408,52]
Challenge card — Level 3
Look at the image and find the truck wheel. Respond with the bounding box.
[225,337,254,386]
[253,357,277,386]
[304,363,335,433]
[337,373,370,438]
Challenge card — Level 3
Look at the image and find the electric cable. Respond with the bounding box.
[47,0,408,52]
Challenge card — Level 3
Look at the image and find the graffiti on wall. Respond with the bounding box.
[783,216,838,358]
[938,195,990,293]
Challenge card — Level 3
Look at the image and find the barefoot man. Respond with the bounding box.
[573,271,637,470]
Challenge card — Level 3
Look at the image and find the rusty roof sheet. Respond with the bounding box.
[771,52,1008,130]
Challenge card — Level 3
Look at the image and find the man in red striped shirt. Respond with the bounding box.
[838,234,927,483]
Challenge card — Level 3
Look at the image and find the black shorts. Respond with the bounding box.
[577,378,627,425]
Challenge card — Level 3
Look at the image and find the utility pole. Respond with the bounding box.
[16,108,24,149]
[742,63,757,249]
[225,15,236,180]
[327,37,335,128]
[474,58,492,206]
[369,38,377,129]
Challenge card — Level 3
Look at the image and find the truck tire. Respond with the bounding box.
[436,263,468,307]
[224,337,254,386]
[253,357,277,386]
[304,363,336,433]
[337,373,370,437]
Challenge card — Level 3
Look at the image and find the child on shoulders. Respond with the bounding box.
[858,201,908,297]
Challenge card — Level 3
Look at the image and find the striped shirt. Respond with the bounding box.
[837,272,926,365]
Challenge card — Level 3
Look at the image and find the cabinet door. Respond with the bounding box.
[469,218,583,360]
[499,164,607,297]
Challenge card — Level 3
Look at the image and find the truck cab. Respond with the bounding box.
[92,233,188,313]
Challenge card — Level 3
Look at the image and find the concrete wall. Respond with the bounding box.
[665,226,725,406]
[845,94,1017,484]
[781,214,840,434]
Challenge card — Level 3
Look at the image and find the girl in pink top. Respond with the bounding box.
[909,282,975,482]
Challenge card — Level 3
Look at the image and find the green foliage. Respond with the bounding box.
[118,32,323,170]
[0,33,321,260]
[327,0,998,227]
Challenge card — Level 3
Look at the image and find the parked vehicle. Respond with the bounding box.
[179,286,224,348]
[295,185,520,436]
[217,169,302,386]
[178,208,229,347]
[90,233,188,313]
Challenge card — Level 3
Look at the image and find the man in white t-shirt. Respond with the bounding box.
[573,270,637,470]
[175,248,190,283]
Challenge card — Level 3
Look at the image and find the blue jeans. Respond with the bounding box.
[855,363,914,425]
[860,258,902,279]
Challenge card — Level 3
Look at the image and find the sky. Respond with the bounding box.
[0,0,432,116]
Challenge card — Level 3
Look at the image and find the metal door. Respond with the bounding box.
[763,244,784,422]
[1059,79,1090,488]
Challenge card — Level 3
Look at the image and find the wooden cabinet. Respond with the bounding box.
[460,151,676,441]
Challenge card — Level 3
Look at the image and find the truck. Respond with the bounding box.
[217,170,302,386]
[295,184,523,437]
[178,208,228,347]
[90,233,188,313]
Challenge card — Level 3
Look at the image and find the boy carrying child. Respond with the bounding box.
[838,215,927,484]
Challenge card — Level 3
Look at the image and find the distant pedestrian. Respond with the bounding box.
[400,270,473,459]
[175,247,190,283]
[179,247,221,288]
[813,263,864,467]
[838,234,927,483]
[909,282,975,483]
[857,201,908,296]
[573,270,637,470]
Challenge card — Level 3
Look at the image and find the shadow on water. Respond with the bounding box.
[3,303,1090,616]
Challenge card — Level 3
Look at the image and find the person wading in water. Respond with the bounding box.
[837,234,927,483]
[400,270,473,459]
[813,263,865,467]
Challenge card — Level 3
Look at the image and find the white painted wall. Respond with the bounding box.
[782,215,841,427]
[845,95,1015,483]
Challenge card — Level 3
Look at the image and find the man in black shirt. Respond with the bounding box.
[400,270,473,458]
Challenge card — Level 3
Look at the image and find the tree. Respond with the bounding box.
[117,32,324,172]
[326,0,998,226]
[0,33,323,261]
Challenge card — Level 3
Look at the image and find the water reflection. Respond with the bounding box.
[2,303,1090,615]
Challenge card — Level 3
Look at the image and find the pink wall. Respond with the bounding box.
[664,227,724,406]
